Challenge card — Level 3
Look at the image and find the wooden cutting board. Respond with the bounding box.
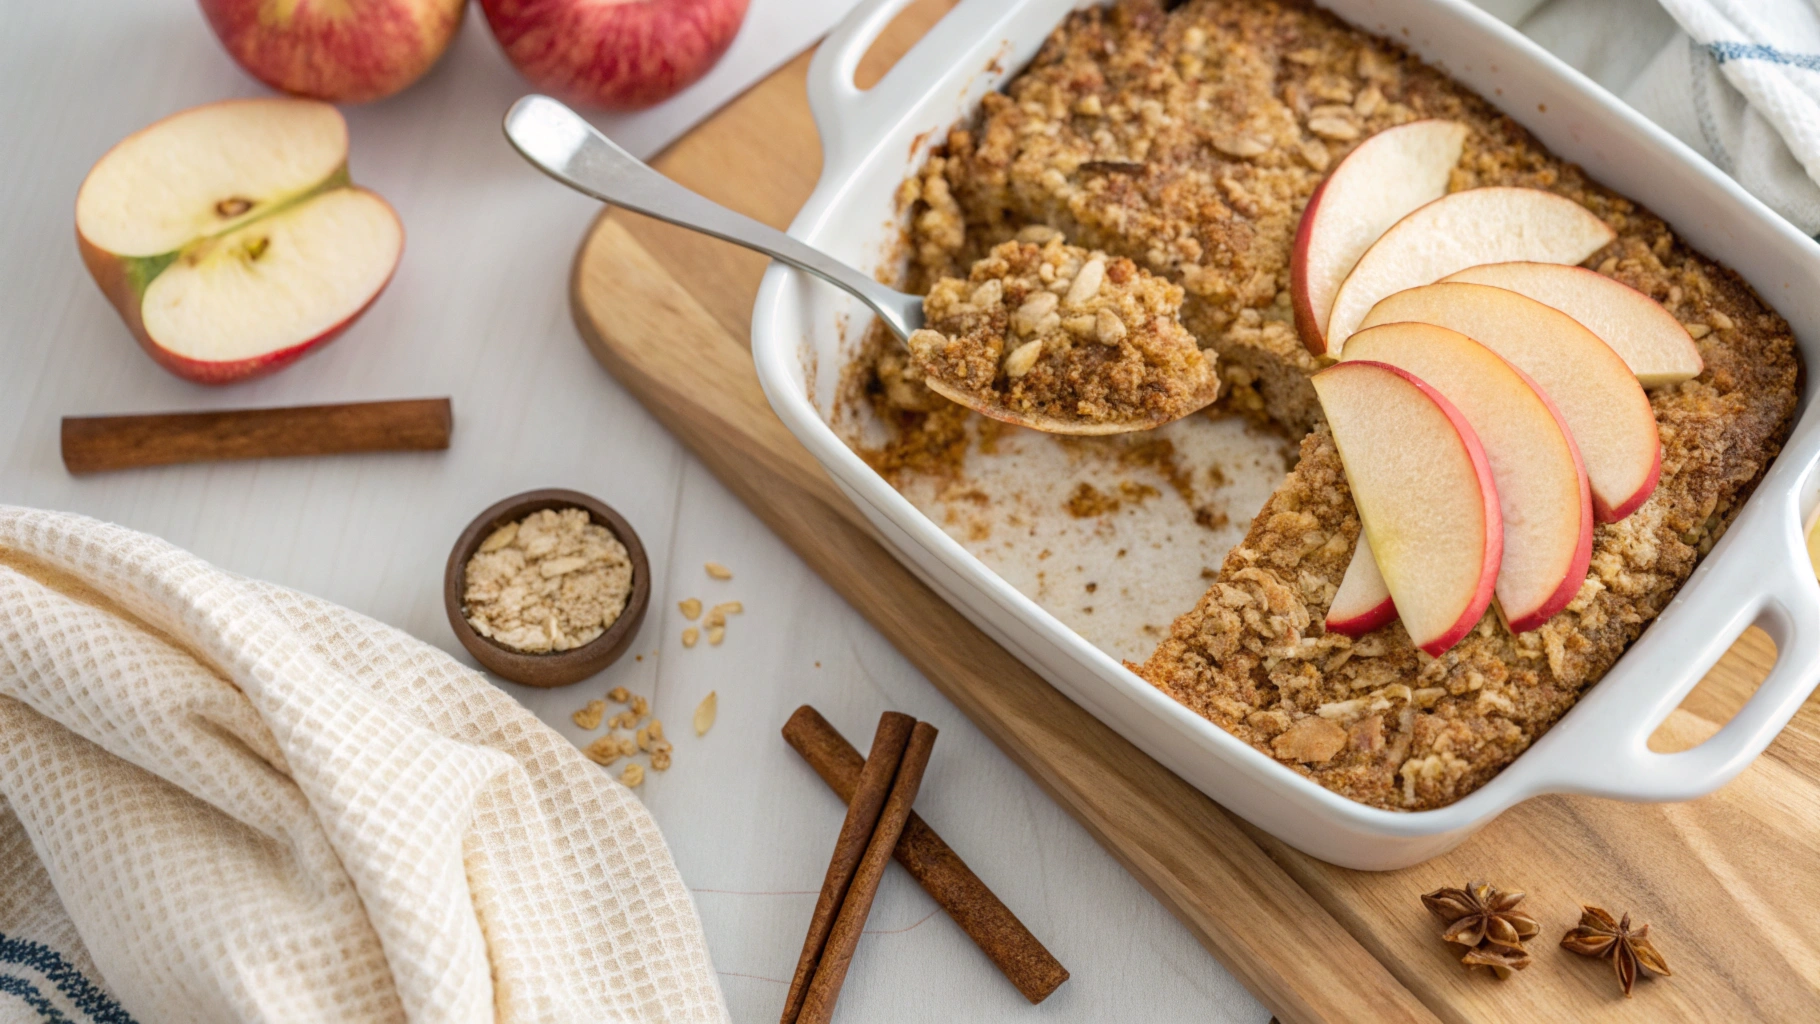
[571,4,1820,1020]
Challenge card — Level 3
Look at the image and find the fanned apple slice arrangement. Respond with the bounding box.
[76,98,403,384]
[1291,119,1706,654]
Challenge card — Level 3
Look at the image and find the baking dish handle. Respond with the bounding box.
[1526,465,1820,803]
[806,0,939,172]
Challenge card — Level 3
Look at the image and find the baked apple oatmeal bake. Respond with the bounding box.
[852,0,1800,810]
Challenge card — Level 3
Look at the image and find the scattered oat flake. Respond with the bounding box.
[705,561,733,580]
[620,762,645,787]
[608,686,630,703]
[682,627,700,648]
[694,691,718,736]
[678,597,702,620]
[572,699,606,731]
[707,626,726,646]
[583,736,622,766]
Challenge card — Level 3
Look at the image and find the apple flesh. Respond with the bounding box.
[1359,282,1661,522]
[1341,322,1593,632]
[1312,360,1502,657]
[1322,187,1616,355]
[200,0,465,103]
[481,0,752,110]
[1292,119,1467,356]
[1326,532,1395,637]
[1441,261,1703,387]
[76,99,403,385]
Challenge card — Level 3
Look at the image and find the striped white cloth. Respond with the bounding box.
[0,508,729,1024]
[1627,0,1820,233]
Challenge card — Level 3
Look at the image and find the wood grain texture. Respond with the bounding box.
[567,4,1820,1014]
[61,398,452,474]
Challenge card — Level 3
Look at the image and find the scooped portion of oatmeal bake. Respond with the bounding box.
[865,0,1800,810]
[908,234,1219,433]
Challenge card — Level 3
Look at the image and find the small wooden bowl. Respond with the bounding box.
[445,488,650,687]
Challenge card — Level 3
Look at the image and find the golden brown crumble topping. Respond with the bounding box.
[909,235,1218,430]
[862,0,1799,809]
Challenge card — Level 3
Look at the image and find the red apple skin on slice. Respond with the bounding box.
[1323,187,1616,354]
[1340,322,1593,632]
[1326,532,1396,637]
[1312,360,1502,657]
[1359,282,1662,522]
[1292,119,1468,356]
[1440,261,1703,387]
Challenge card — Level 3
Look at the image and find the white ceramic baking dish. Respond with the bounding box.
[749,0,1820,869]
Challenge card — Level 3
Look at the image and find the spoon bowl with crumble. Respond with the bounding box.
[504,95,1219,435]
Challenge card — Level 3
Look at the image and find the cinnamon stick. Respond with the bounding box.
[798,720,938,1024]
[782,706,1068,1003]
[780,711,914,1024]
[61,398,453,474]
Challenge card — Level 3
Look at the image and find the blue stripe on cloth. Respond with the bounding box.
[1708,41,1820,72]
[0,935,136,1024]
[0,975,74,1024]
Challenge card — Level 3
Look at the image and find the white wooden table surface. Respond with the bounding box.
[0,0,1679,1020]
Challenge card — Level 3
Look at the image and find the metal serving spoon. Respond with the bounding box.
[503,95,1202,435]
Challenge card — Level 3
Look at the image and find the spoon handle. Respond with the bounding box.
[504,95,922,340]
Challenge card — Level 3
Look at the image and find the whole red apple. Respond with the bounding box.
[480,0,751,110]
[199,0,466,103]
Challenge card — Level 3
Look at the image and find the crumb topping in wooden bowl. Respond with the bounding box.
[445,489,650,688]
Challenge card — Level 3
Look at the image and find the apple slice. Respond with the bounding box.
[1326,532,1395,637]
[1341,322,1593,631]
[1312,360,1502,656]
[1323,187,1616,355]
[76,98,403,384]
[1441,262,1703,387]
[1292,119,1468,356]
[1360,282,1661,522]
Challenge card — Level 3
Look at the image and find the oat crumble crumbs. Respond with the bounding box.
[608,686,631,703]
[573,699,606,731]
[862,0,1799,810]
[620,763,645,787]
[682,627,701,648]
[908,236,1218,428]
[679,597,703,620]
[577,688,676,778]
[463,508,633,654]
[705,561,733,580]
[694,691,718,736]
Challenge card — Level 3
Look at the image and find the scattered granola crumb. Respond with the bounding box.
[583,735,622,766]
[707,626,726,646]
[608,686,630,703]
[694,691,718,735]
[652,748,673,771]
[620,762,645,787]
[636,725,652,751]
[462,507,633,654]
[630,695,649,718]
[679,597,703,620]
[682,627,700,648]
[608,710,636,731]
[648,719,664,741]
[705,561,733,580]
[572,699,606,731]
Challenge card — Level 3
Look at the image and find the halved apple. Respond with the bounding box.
[1359,282,1661,522]
[1312,360,1502,656]
[1291,119,1468,356]
[1326,532,1395,637]
[1441,261,1703,387]
[1322,187,1615,355]
[76,98,403,384]
[1340,322,1593,631]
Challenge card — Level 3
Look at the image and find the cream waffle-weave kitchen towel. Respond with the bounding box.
[0,506,730,1024]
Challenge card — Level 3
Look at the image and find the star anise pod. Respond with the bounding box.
[1561,905,1673,997]
[1422,880,1541,951]
[1460,943,1534,980]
